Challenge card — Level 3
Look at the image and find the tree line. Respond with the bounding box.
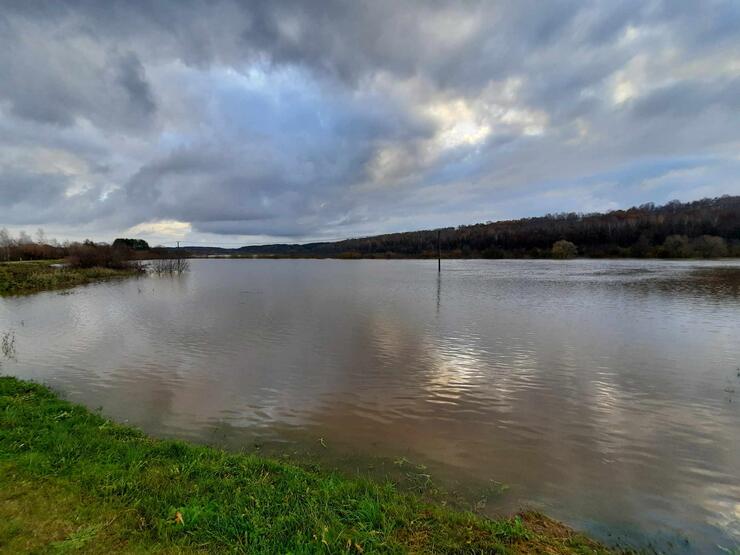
[3,196,738,263]
[230,196,740,259]
[0,231,159,268]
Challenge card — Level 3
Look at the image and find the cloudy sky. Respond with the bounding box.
[1,1,739,246]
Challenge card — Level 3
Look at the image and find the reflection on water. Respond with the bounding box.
[2,259,739,553]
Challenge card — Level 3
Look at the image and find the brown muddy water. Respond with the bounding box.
[1,259,739,553]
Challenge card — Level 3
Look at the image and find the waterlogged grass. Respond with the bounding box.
[0,377,615,554]
[0,260,141,296]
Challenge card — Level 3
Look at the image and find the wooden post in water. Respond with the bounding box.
[437,229,441,272]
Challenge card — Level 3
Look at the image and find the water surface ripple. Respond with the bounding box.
[1,259,739,553]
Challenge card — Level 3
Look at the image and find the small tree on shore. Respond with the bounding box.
[552,240,577,259]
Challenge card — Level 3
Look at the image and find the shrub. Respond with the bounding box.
[552,240,577,259]
[65,244,133,269]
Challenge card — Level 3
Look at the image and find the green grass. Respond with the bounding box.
[0,377,614,554]
[0,261,142,296]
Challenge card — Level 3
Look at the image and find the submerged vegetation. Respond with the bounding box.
[150,257,190,275]
[1,330,15,361]
[0,377,613,554]
[0,260,143,296]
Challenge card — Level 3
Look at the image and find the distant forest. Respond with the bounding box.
[189,196,740,259]
[3,196,737,262]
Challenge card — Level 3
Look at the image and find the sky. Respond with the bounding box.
[1,1,739,247]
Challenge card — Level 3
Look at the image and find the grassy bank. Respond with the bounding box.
[0,377,613,554]
[0,261,142,296]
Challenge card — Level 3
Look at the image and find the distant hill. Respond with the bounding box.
[184,196,740,259]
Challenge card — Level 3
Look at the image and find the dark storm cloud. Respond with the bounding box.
[0,165,118,227]
[0,10,158,130]
[0,172,66,208]
[0,1,666,95]
[0,0,738,243]
[116,53,157,120]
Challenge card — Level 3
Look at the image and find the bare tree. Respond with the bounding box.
[17,230,32,245]
[0,228,10,261]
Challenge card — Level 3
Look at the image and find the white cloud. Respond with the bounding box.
[126,220,192,238]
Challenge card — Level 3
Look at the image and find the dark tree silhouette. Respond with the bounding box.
[219,196,740,259]
[113,238,150,250]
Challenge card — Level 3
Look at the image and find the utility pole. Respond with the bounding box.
[437,229,441,272]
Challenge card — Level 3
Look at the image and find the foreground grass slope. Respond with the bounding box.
[0,377,613,554]
[0,261,141,296]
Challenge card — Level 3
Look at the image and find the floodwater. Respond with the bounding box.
[1,259,739,552]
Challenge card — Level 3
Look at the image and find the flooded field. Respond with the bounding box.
[1,259,739,553]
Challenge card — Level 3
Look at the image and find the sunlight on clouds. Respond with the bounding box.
[365,77,549,186]
[126,219,192,238]
[621,25,642,45]
[613,77,637,104]
[477,78,548,136]
[500,107,547,136]
[368,144,420,182]
[609,54,650,105]
[425,99,491,148]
